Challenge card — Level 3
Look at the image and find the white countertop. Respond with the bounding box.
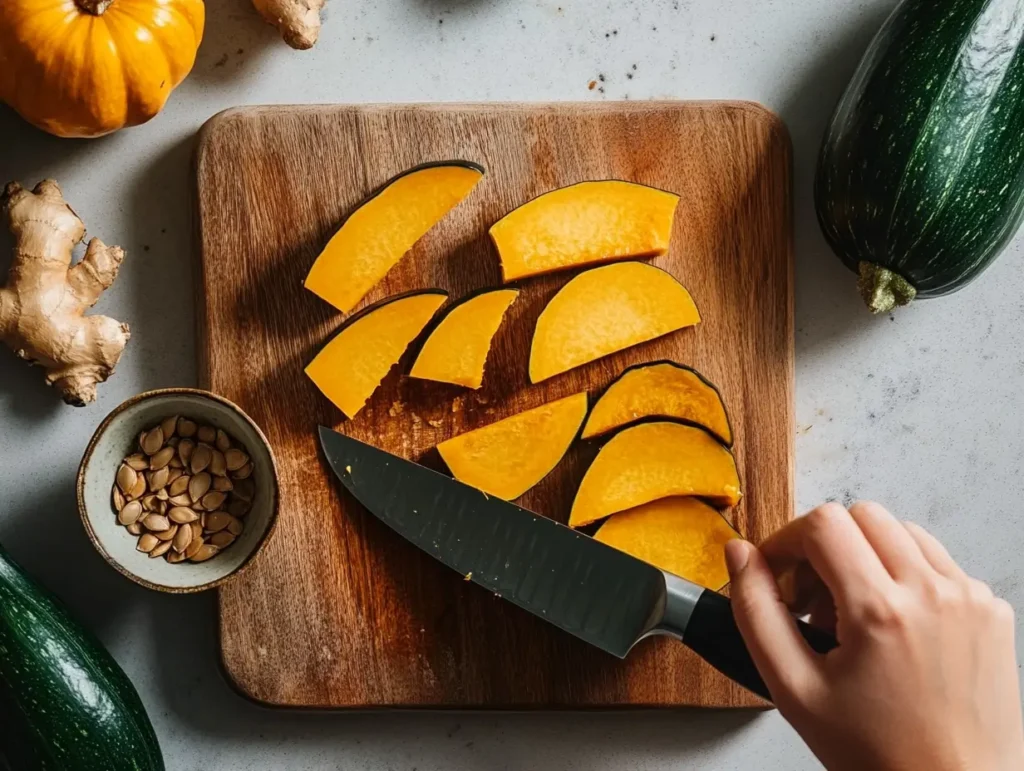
[2,1,1022,769]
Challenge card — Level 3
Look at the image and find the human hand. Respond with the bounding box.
[724,501,1024,771]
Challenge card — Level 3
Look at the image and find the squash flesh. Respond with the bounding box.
[306,292,447,418]
[582,362,732,445]
[305,163,483,313]
[437,393,588,500]
[530,262,700,383]
[570,421,741,528]
[595,497,740,591]
[409,289,519,389]
[490,181,679,281]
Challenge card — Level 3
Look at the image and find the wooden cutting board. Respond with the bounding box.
[194,103,793,709]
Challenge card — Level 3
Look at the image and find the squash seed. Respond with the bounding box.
[116,464,137,494]
[167,550,187,564]
[172,524,193,553]
[216,429,231,452]
[125,453,150,471]
[232,462,253,480]
[224,449,249,472]
[178,439,195,466]
[142,514,171,532]
[137,533,159,553]
[126,522,142,536]
[141,427,164,456]
[160,415,178,440]
[189,472,211,503]
[158,500,169,515]
[168,493,192,507]
[202,491,227,512]
[149,446,175,471]
[156,488,170,501]
[167,467,183,484]
[169,475,190,497]
[149,540,173,559]
[177,418,197,438]
[209,531,236,548]
[209,449,227,477]
[169,455,184,469]
[191,444,212,474]
[191,521,204,541]
[190,544,219,563]
[185,533,205,560]
[198,425,216,444]
[205,512,231,533]
[141,494,160,511]
[168,506,199,524]
[118,501,143,526]
[147,466,170,492]
[155,524,178,542]
[212,475,234,492]
[128,474,147,500]
[112,484,126,512]
[226,516,244,537]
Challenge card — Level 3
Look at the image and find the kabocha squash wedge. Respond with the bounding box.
[595,497,741,591]
[437,393,588,500]
[490,181,680,281]
[582,362,732,445]
[306,291,447,419]
[305,162,483,313]
[529,262,700,383]
[570,421,741,528]
[410,289,519,389]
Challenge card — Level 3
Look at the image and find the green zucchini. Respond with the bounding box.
[0,544,163,770]
[815,0,1024,313]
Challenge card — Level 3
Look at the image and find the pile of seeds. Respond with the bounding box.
[111,416,255,564]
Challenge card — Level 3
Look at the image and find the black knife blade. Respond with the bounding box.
[318,426,836,700]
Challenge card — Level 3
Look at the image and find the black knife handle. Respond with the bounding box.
[683,589,838,702]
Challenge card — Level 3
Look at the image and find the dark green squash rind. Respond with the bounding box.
[815,0,1024,301]
[0,545,164,770]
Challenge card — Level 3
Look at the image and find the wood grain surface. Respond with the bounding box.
[194,102,793,708]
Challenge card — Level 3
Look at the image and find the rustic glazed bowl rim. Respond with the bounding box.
[77,387,280,594]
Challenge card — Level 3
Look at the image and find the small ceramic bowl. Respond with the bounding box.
[78,388,279,593]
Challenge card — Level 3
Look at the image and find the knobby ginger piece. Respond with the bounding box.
[0,180,130,405]
[252,0,326,50]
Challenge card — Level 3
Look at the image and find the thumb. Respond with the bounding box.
[726,540,820,700]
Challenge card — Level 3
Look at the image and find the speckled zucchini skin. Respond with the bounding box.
[0,545,163,770]
[816,0,1024,300]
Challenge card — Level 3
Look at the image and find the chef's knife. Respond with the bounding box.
[319,427,836,701]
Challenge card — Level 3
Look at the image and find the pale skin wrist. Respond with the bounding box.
[725,501,1024,771]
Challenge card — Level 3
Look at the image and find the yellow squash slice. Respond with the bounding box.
[305,162,483,313]
[437,392,588,500]
[582,362,733,445]
[490,181,680,281]
[409,289,519,389]
[570,421,741,528]
[306,291,447,418]
[595,497,741,591]
[529,262,700,383]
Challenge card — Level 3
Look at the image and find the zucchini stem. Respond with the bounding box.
[857,262,917,314]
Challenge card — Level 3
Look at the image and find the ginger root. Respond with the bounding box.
[0,180,130,406]
[252,0,326,49]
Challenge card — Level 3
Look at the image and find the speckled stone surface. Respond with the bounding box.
[1,1,1021,769]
